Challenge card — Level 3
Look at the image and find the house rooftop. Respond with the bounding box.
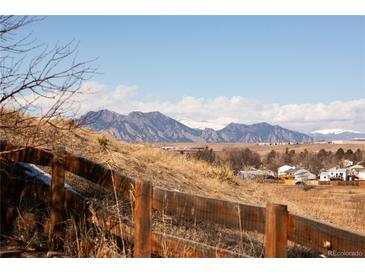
[348,164,364,169]
[328,167,347,172]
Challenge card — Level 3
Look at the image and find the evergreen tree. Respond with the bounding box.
[335,148,345,159]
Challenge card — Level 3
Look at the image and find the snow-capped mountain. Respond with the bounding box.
[311,129,365,141]
[311,129,363,135]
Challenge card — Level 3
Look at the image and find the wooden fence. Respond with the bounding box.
[1,141,365,258]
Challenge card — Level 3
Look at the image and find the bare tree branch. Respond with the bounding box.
[0,15,97,147]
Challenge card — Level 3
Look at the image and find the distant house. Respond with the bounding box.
[293,169,316,182]
[320,168,347,181]
[347,164,364,172]
[347,164,365,177]
[348,164,364,170]
[285,167,301,176]
[238,168,275,180]
[161,146,205,154]
[161,146,174,151]
[278,165,296,176]
[278,166,316,184]
[343,159,354,168]
[358,169,365,180]
[320,171,330,182]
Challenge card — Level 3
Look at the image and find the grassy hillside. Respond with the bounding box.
[1,113,364,234]
[160,142,365,156]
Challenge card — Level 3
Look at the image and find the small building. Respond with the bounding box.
[343,159,354,168]
[293,169,316,182]
[278,165,296,176]
[347,164,364,172]
[238,168,275,180]
[161,146,205,155]
[320,168,347,181]
[348,164,364,171]
[320,171,330,182]
[347,164,364,178]
[280,168,316,184]
[358,169,365,180]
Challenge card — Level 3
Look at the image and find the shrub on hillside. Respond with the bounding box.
[221,147,261,173]
[211,165,234,182]
[195,146,216,164]
[97,136,109,151]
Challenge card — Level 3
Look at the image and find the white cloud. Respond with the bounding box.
[17,80,365,134]
[114,84,139,99]
[68,81,139,115]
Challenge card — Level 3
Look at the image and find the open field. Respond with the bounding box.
[156,142,365,156]
[1,116,365,258]
[1,116,364,234]
[1,145,364,259]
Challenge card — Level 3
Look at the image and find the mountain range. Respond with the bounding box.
[310,129,365,141]
[79,109,313,143]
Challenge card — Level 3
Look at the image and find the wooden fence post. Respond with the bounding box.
[265,203,288,258]
[134,180,152,258]
[49,151,66,251]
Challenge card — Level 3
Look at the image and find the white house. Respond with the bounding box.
[294,169,316,182]
[343,159,354,168]
[320,168,347,181]
[348,164,364,170]
[320,171,330,181]
[238,168,275,179]
[347,164,364,177]
[358,169,365,180]
[278,165,296,176]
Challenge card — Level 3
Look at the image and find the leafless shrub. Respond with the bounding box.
[0,16,97,147]
[220,147,262,173]
[194,146,216,164]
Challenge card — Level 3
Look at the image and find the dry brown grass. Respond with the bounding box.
[159,142,365,156]
[241,183,365,233]
[1,205,129,258]
[1,114,364,257]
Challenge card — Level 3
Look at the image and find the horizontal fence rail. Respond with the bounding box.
[0,141,135,197]
[1,141,365,258]
[94,216,246,258]
[288,214,365,256]
[153,187,265,233]
[0,143,53,166]
[1,159,243,258]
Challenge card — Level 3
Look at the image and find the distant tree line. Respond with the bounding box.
[194,146,365,174]
[265,147,364,174]
[195,146,262,173]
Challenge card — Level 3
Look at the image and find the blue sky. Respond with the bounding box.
[25,16,364,103]
[18,16,365,132]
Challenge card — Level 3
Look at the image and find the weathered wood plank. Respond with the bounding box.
[0,140,19,152]
[134,181,152,258]
[0,146,53,166]
[0,160,11,233]
[92,219,246,258]
[288,214,365,257]
[0,143,135,196]
[3,141,364,258]
[11,162,86,213]
[265,204,288,258]
[153,187,265,233]
[0,248,24,258]
[49,154,66,251]
[64,155,135,196]
[64,155,110,185]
